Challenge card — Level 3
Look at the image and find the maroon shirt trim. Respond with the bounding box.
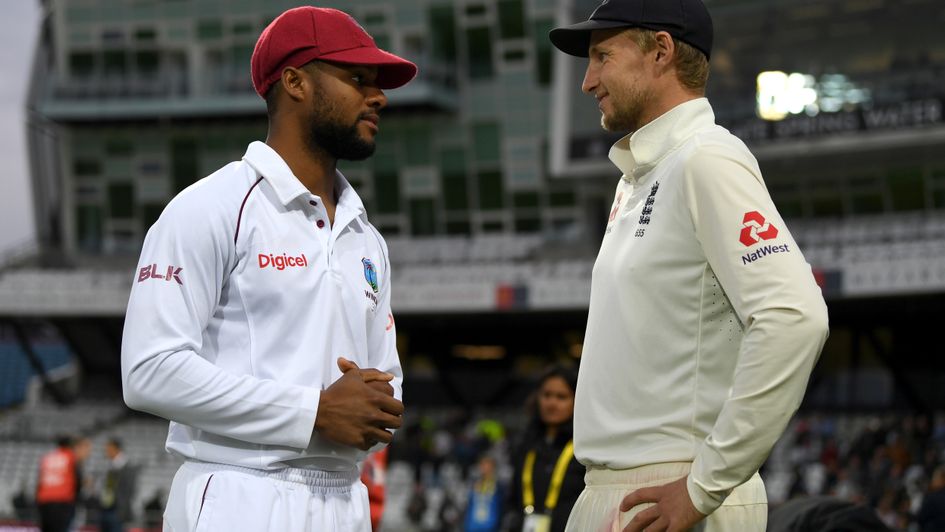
[235,176,264,245]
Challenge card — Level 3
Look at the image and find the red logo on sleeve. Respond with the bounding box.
[739,211,779,247]
[138,264,183,285]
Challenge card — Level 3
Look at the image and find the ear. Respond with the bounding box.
[652,31,676,71]
[279,66,310,103]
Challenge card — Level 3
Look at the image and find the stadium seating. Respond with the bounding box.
[0,341,74,407]
[0,405,181,522]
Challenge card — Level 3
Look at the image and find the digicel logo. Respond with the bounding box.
[258,253,308,270]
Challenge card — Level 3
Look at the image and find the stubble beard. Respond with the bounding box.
[306,88,376,161]
[601,84,651,134]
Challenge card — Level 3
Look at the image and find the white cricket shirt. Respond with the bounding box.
[574,98,829,514]
[121,141,401,472]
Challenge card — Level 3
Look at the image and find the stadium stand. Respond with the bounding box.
[0,404,182,522]
[0,340,74,407]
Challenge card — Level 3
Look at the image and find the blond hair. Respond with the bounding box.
[625,28,709,92]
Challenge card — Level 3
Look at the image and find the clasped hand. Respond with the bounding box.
[314,357,403,450]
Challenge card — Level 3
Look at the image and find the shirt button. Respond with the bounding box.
[316,219,325,228]
[309,200,318,206]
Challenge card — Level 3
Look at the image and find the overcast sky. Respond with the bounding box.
[0,0,41,258]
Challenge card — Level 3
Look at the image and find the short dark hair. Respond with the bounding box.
[56,435,73,448]
[107,437,123,451]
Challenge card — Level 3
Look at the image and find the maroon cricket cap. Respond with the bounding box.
[251,6,418,98]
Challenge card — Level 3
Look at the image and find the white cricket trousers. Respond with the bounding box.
[163,460,370,532]
[564,462,767,532]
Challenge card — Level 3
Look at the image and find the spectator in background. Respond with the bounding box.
[464,455,505,532]
[361,447,388,531]
[73,436,93,525]
[142,489,165,529]
[36,435,86,532]
[12,485,31,522]
[918,466,945,531]
[767,495,890,532]
[99,437,137,532]
[505,365,584,532]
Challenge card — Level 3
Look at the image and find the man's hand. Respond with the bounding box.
[620,476,706,532]
[337,357,395,397]
[314,357,403,450]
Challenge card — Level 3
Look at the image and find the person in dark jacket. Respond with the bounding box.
[99,438,137,532]
[505,365,584,532]
[767,495,890,532]
[918,466,945,532]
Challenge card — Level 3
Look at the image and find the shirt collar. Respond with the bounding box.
[608,98,716,182]
[334,171,366,216]
[241,141,365,215]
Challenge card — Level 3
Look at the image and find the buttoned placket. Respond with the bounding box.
[306,195,362,270]
[307,196,334,268]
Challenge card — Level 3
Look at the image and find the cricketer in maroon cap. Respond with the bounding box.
[121,6,415,532]
[253,6,417,172]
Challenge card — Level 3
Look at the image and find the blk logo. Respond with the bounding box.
[138,264,183,285]
[739,211,779,247]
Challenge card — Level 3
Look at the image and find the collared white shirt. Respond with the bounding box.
[121,141,401,472]
[574,98,829,513]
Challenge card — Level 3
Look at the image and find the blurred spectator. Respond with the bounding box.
[99,437,137,532]
[73,436,93,525]
[12,486,31,521]
[142,489,165,529]
[405,484,428,527]
[768,495,890,532]
[918,466,945,531]
[464,455,504,532]
[504,365,583,532]
[361,447,388,531]
[36,435,86,532]
[437,490,463,532]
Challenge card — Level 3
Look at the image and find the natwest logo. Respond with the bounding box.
[739,211,779,247]
[258,253,308,270]
[138,264,183,285]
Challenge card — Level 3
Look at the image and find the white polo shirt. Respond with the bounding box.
[121,141,401,472]
[574,98,829,514]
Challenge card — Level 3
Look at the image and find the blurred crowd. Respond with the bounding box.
[12,405,945,531]
[385,409,945,532]
[770,412,945,531]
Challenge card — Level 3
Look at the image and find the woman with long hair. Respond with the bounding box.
[505,365,584,532]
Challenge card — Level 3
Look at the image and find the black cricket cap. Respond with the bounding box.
[549,0,713,59]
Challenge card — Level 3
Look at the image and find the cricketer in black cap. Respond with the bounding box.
[550,0,714,134]
[549,1,829,532]
[549,0,713,60]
